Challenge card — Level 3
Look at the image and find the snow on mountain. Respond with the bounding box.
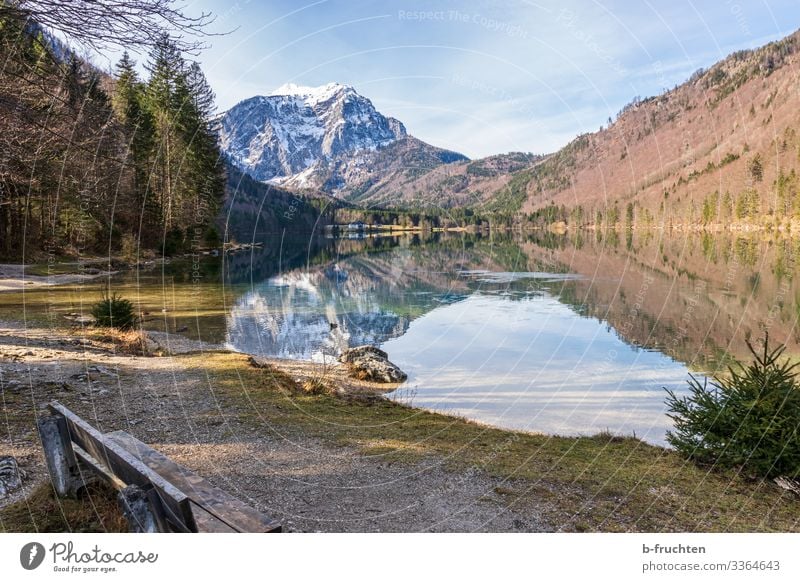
[225,264,411,361]
[269,82,348,104]
[217,82,407,186]
[217,82,466,198]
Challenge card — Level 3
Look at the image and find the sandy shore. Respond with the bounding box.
[0,263,117,292]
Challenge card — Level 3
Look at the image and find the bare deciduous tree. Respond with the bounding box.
[0,0,216,53]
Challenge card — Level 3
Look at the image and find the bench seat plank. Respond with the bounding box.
[189,501,238,533]
[105,430,281,533]
[47,403,197,533]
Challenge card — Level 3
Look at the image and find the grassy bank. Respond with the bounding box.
[195,352,798,532]
[2,346,797,533]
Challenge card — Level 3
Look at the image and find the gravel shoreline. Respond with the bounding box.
[0,322,550,532]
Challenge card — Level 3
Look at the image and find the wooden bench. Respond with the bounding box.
[38,401,281,533]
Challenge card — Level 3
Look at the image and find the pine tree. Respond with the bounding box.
[113,52,158,239]
[180,60,223,238]
[185,61,215,119]
[722,191,733,219]
[748,154,764,183]
[665,335,800,478]
[145,34,187,235]
[139,36,223,252]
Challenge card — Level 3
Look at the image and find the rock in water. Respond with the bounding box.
[0,456,25,497]
[339,345,387,363]
[339,345,407,383]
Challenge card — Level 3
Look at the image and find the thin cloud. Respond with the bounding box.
[187,0,800,158]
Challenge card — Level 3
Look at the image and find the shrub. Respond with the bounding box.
[119,232,138,263]
[665,335,800,478]
[162,227,185,256]
[203,226,221,248]
[91,292,137,330]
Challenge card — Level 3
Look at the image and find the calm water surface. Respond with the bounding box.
[224,235,683,445]
[4,231,798,446]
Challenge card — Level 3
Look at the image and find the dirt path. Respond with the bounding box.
[0,323,550,532]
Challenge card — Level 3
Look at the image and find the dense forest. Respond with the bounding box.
[222,164,335,239]
[0,9,223,260]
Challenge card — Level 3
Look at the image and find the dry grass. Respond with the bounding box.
[78,328,151,355]
[300,377,334,395]
[197,351,800,532]
[0,482,126,533]
[3,347,797,533]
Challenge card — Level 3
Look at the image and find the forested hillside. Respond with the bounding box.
[511,30,800,230]
[222,164,335,240]
[349,29,800,232]
[0,11,222,259]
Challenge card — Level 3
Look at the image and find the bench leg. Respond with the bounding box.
[38,414,84,498]
[118,485,161,533]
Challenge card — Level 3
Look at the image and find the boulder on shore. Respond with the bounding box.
[339,345,387,363]
[339,345,407,383]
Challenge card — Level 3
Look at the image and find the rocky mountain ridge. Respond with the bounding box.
[217,82,467,198]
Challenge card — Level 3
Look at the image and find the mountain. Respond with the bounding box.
[217,82,467,199]
[219,30,800,222]
[343,29,800,223]
[508,29,800,228]
[344,150,544,208]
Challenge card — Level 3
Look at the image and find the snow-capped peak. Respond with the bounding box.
[270,82,351,104]
[218,82,410,190]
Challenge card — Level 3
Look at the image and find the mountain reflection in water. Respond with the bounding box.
[225,233,718,445]
[220,229,800,445]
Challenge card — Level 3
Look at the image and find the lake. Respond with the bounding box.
[3,229,798,445]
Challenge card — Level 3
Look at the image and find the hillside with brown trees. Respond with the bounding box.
[516,29,800,231]
[361,29,800,231]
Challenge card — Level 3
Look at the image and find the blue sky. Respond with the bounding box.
[130,0,800,158]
